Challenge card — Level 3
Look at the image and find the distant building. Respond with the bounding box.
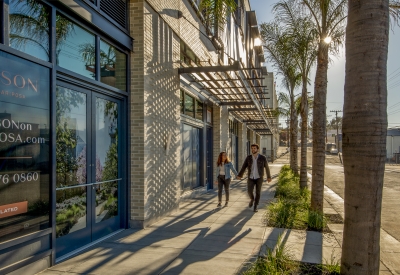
[387,127,400,160]
[260,72,278,160]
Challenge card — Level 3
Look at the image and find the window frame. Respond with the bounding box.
[0,1,130,269]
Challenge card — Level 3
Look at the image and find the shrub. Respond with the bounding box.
[243,234,297,275]
[308,210,327,230]
[266,166,327,232]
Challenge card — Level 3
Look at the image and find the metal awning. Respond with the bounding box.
[179,60,277,136]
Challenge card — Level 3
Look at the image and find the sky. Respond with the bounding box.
[249,0,400,129]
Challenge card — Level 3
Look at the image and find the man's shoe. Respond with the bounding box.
[217,202,222,207]
[253,206,258,212]
[249,200,254,208]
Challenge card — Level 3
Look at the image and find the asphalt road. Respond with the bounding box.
[301,147,400,243]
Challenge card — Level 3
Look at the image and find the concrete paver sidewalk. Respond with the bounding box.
[38,161,344,275]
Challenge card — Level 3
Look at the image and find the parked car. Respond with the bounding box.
[325,143,338,154]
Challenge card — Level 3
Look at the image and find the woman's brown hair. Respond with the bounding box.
[216,151,230,166]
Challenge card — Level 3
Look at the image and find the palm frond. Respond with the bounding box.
[301,0,347,56]
[9,34,49,55]
[390,1,400,26]
[200,0,237,32]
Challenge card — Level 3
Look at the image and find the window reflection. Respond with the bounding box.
[185,95,194,117]
[56,13,96,79]
[180,90,184,114]
[55,86,88,238]
[0,51,50,243]
[9,0,50,61]
[196,100,203,120]
[56,86,87,188]
[95,98,118,222]
[100,40,126,91]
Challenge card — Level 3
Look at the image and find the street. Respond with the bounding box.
[296,147,400,274]
[318,149,400,244]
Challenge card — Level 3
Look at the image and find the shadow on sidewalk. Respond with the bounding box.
[46,186,269,275]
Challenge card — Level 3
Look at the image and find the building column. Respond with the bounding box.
[221,106,229,152]
[238,122,247,167]
[212,105,230,186]
[212,105,222,188]
[256,134,261,146]
[129,0,146,228]
[249,130,255,145]
[129,1,181,228]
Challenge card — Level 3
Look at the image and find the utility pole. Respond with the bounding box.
[330,110,342,150]
[326,114,332,143]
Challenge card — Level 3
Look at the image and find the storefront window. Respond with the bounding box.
[8,0,50,61]
[180,90,184,114]
[100,40,126,91]
[56,13,96,79]
[207,105,212,123]
[184,94,194,117]
[195,100,203,120]
[0,51,50,243]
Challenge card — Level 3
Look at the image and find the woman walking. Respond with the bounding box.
[215,152,238,207]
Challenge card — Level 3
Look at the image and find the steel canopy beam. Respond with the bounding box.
[206,86,269,89]
[219,101,254,106]
[228,108,258,112]
[178,61,240,74]
[253,129,272,132]
[191,78,264,82]
[242,120,265,123]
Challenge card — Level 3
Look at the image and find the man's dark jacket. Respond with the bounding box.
[238,154,271,179]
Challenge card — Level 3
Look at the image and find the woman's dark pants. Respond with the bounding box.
[218,175,231,202]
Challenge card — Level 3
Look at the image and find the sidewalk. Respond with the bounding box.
[324,185,400,275]
[37,158,343,275]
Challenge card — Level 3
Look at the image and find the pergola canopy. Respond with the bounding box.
[179,60,277,136]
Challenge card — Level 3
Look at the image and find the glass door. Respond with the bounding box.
[55,83,124,258]
[91,94,121,239]
[181,124,201,191]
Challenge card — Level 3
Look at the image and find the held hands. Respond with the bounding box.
[267,178,272,183]
[236,176,242,180]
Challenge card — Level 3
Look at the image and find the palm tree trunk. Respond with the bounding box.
[311,41,329,212]
[340,1,389,274]
[290,91,298,173]
[300,77,308,188]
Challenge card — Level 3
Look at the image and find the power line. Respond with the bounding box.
[388,71,400,82]
[388,78,400,86]
[388,102,400,109]
[388,82,400,90]
[388,66,400,77]
[388,109,400,116]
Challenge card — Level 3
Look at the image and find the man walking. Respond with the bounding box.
[237,144,271,212]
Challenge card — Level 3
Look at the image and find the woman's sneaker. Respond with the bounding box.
[225,201,229,207]
[217,202,222,207]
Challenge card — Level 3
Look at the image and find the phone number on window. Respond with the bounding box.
[0,172,39,185]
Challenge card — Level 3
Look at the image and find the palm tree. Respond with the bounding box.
[298,0,347,212]
[274,92,294,148]
[260,22,302,173]
[340,1,389,273]
[200,0,237,33]
[273,0,318,188]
